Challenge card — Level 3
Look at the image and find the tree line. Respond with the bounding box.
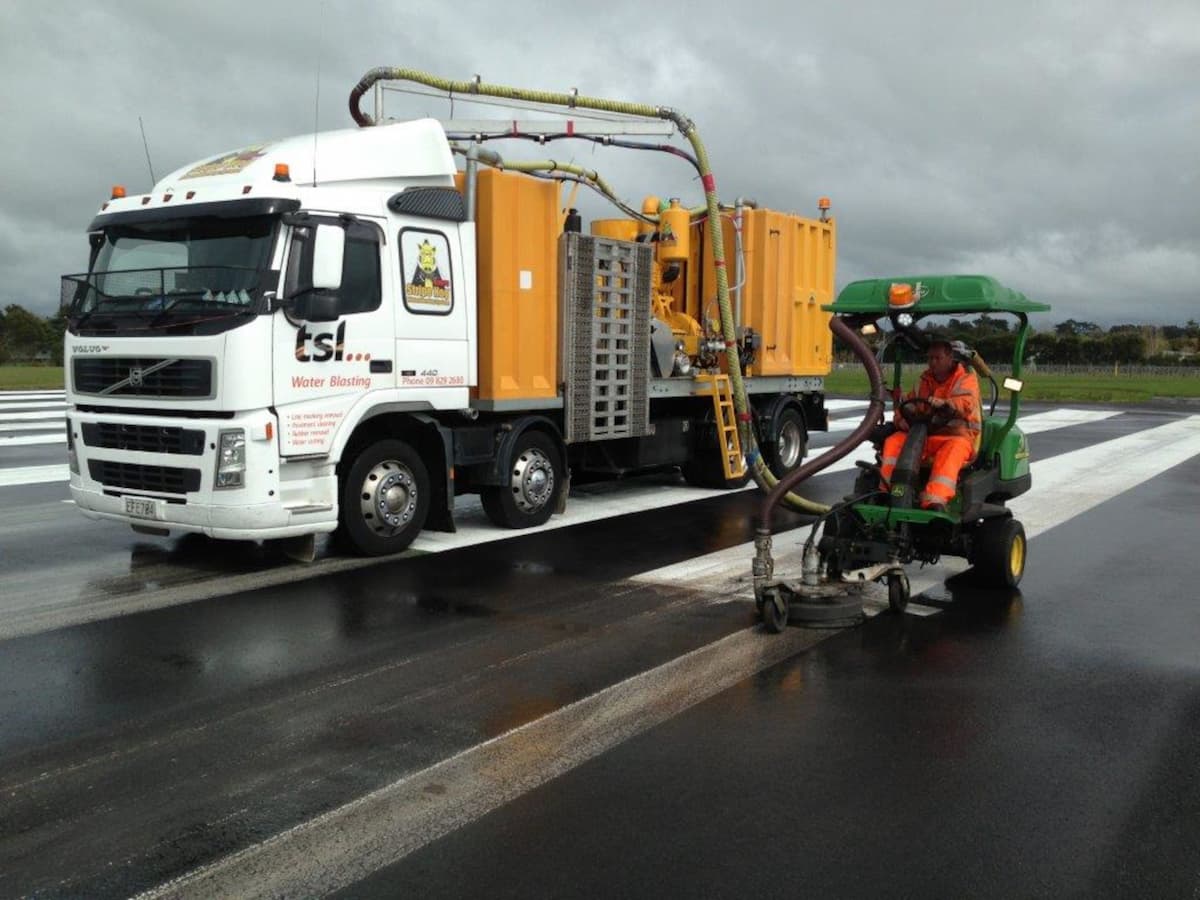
[3,301,1200,369]
[836,315,1200,367]
[0,305,68,365]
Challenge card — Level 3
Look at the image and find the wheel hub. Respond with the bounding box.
[511,448,554,513]
[777,420,803,469]
[361,461,418,535]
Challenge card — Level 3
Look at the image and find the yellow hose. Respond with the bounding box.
[350,68,829,515]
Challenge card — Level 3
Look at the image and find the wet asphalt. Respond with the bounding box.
[343,450,1200,899]
[1,400,1198,897]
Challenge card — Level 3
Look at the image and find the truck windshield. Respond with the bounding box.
[63,215,278,335]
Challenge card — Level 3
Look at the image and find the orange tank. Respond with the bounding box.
[456,168,560,405]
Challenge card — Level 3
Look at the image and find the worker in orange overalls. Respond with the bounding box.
[879,338,982,510]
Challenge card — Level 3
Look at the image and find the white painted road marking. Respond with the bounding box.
[1013,414,1200,539]
[0,465,70,487]
[135,625,835,900]
[0,390,65,399]
[0,434,66,447]
[0,401,68,412]
[634,411,1194,604]
[825,399,868,411]
[0,410,65,422]
[0,421,66,432]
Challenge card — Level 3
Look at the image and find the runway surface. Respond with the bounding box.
[1,393,1198,898]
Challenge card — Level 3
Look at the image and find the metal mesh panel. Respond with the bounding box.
[559,234,651,443]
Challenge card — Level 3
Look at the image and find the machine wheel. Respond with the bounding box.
[761,591,789,633]
[765,407,807,479]
[972,517,1026,588]
[481,430,563,529]
[887,570,910,614]
[339,439,430,556]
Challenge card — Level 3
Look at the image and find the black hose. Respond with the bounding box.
[757,316,887,537]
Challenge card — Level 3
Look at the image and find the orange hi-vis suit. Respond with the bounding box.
[879,362,983,508]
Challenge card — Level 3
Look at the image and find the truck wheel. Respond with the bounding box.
[481,430,563,529]
[339,439,430,556]
[766,407,807,479]
[971,517,1026,588]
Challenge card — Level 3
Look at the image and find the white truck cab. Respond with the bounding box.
[65,121,477,549]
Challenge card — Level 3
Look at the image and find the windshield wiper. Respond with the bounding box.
[147,291,208,327]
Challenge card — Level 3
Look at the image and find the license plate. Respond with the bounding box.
[123,496,162,520]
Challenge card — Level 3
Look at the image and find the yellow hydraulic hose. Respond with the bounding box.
[349,68,828,514]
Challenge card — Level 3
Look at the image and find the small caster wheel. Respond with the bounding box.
[762,592,789,633]
[887,571,909,614]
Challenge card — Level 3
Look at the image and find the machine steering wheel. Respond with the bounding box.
[900,396,953,426]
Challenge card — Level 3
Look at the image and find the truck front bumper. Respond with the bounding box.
[68,407,339,541]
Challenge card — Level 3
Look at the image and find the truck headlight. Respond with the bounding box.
[215,429,246,488]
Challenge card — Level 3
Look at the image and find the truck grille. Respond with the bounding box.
[81,422,206,455]
[88,460,202,494]
[73,357,213,398]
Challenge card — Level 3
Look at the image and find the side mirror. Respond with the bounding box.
[293,292,340,322]
[311,224,345,291]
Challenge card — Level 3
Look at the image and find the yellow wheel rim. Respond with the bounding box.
[1009,532,1026,577]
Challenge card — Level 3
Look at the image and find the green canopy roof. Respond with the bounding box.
[826,275,1051,316]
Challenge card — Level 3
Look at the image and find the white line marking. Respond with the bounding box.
[135,624,836,900]
[0,390,65,399]
[0,434,66,447]
[1,410,65,422]
[825,399,868,411]
[0,421,66,432]
[0,401,68,412]
[1013,414,1200,538]
[0,465,70,487]
[633,409,1185,606]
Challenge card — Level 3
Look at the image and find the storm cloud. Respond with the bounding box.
[1,0,1196,325]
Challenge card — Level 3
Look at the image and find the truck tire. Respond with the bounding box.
[338,439,430,556]
[765,406,807,479]
[481,430,563,529]
[971,517,1026,588]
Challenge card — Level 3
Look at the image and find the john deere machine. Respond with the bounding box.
[753,274,1050,631]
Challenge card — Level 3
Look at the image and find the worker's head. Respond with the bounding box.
[927,339,956,381]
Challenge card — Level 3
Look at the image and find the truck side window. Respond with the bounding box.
[338,233,382,315]
[284,221,382,315]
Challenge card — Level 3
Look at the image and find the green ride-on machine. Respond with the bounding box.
[752,275,1051,632]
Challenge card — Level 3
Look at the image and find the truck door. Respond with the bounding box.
[273,215,395,456]
[392,217,470,397]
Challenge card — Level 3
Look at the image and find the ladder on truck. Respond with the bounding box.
[694,373,746,480]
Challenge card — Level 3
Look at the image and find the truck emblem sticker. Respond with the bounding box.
[296,321,352,362]
[182,145,268,179]
[401,230,453,314]
[128,366,144,388]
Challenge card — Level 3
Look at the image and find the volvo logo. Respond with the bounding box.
[128,367,145,388]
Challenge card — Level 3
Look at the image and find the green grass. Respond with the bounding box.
[4,364,1198,403]
[825,368,1200,403]
[0,366,64,391]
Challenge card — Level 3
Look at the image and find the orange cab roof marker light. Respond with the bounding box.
[273,163,291,182]
[111,185,126,199]
[888,282,916,310]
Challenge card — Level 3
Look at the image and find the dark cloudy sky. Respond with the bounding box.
[2,0,1197,325]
